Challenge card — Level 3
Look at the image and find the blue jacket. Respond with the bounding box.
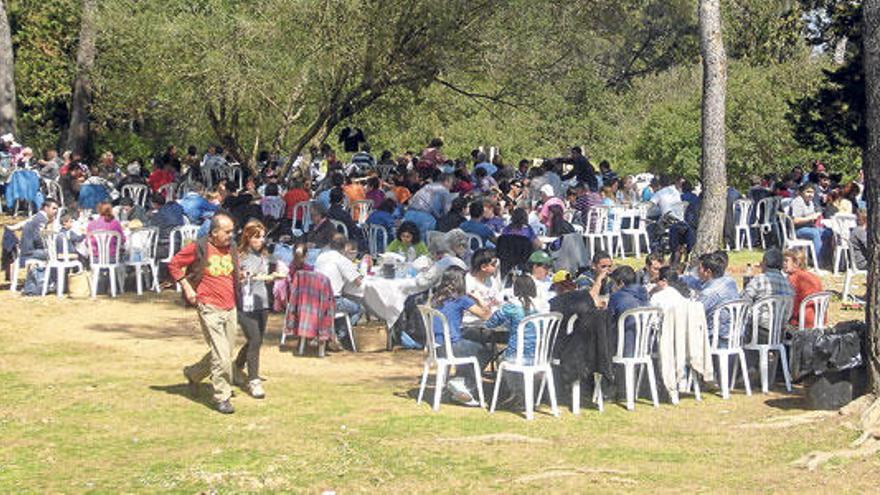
[6,170,43,210]
[178,192,219,222]
[609,284,649,356]
[20,211,49,257]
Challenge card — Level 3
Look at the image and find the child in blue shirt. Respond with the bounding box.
[431,266,491,405]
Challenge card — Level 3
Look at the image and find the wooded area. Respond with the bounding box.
[0,0,865,183]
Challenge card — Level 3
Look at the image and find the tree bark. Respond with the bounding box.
[692,0,728,259]
[862,0,880,394]
[0,0,16,135]
[66,0,97,157]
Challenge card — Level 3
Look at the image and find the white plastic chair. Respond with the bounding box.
[9,245,45,293]
[541,314,603,414]
[582,207,607,257]
[620,204,651,258]
[376,164,395,180]
[87,230,124,298]
[708,300,752,399]
[43,179,64,207]
[40,232,84,298]
[778,212,819,269]
[596,307,663,411]
[425,230,443,248]
[465,232,483,251]
[124,227,160,295]
[742,295,793,393]
[490,312,563,420]
[843,247,867,303]
[335,311,357,352]
[416,305,487,411]
[603,205,625,258]
[831,213,857,275]
[157,182,176,203]
[262,197,286,220]
[351,199,373,225]
[160,225,200,292]
[330,220,349,239]
[751,196,780,249]
[121,184,150,208]
[230,166,244,191]
[367,225,390,256]
[176,180,197,199]
[733,199,754,251]
[292,201,312,232]
[798,291,832,331]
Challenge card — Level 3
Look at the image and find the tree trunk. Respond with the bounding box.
[0,0,16,135]
[862,0,880,394]
[692,0,728,259]
[66,0,97,157]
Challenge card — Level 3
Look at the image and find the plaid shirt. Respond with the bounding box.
[698,275,739,342]
[285,270,336,341]
[742,269,793,330]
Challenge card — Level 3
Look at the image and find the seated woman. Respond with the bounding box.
[502,207,541,250]
[86,201,125,260]
[608,265,648,356]
[485,274,538,361]
[546,204,574,237]
[431,266,492,405]
[385,221,429,259]
[783,249,823,327]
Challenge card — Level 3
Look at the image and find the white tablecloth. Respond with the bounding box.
[347,276,424,328]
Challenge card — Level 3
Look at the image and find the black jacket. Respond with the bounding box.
[550,290,614,385]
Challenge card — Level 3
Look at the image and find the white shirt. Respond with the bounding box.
[651,185,683,220]
[314,249,361,296]
[464,272,503,325]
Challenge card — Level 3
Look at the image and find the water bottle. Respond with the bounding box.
[406,246,416,262]
[242,276,254,312]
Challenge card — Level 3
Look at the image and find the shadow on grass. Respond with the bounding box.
[764,395,808,411]
[149,382,217,411]
[87,322,201,341]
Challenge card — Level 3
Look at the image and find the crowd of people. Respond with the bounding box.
[2,131,867,414]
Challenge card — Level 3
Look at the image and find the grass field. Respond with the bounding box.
[0,249,876,493]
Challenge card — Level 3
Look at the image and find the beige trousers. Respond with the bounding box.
[185,304,239,402]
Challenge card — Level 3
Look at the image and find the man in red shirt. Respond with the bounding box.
[283,179,311,225]
[169,213,240,414]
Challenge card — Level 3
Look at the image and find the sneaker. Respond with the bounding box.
[248,379,265,399]
[446,379,477,406]
[183,367,198,397]
[216,399,235,414]
[326,340,344,352]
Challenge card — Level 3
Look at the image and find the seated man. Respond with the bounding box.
[850,209,868,270]
[607,266,649,356]
[314,234,363,348]
[696,252,740,347]
[576,250,613,307]
[459,200,497,247]
[304,201,336,249]
[462,248,503,340]
[742,247,794,346]
[635,252,665,287]
[650,265,690,312]
[327,188,366,252]
[20,199,59,262]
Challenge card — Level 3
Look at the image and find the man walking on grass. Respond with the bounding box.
[169,212,241,414]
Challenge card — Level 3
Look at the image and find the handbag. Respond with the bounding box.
[68,270,91,299]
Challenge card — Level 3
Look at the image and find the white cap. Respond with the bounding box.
[540,184,555,197]
[0,133,13,143]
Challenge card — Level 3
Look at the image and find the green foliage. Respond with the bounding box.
[7,0,79,152]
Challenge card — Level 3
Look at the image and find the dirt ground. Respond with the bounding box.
[1,283,879,493]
